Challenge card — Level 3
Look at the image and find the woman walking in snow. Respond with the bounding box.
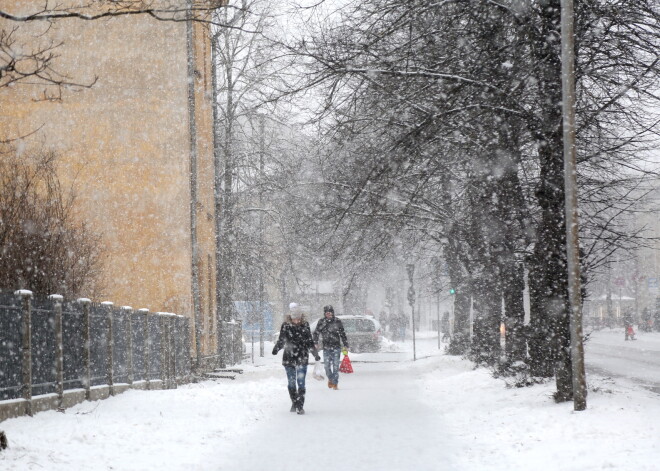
[272,303,320,415]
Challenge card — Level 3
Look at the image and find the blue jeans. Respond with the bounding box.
[323,348,341,385]
[284,365,308,392]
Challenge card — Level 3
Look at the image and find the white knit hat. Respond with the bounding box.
[289,302,302,319]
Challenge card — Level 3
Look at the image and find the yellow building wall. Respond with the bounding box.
[0,4,218,353]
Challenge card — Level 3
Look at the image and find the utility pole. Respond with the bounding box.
[561,0,587,411]
[407,264,416,361]
[186,0,202,369]
[258,114,266,357]
[606,264,613,327]
[437,290,441,349]
[210,23,225,369]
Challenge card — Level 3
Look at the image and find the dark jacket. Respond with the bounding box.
[313,316,349,350]
[273,321,319,366]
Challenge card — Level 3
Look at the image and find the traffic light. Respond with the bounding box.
[449,288,456,295]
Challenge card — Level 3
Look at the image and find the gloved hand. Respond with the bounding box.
[342,348,348,356]
[315,355,321,362]
[272,347,278,355]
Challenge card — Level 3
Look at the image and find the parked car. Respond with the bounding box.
[311,314,383,353]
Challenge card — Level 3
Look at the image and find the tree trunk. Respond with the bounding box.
[471,275,502,365]
[526,0,572,399]
[496,143,528,366]
[445,234,471,356]
[502,261,526,364]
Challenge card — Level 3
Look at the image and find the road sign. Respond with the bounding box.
[406,264,415,282]
[648,277,658,291]
[407,287,416,306]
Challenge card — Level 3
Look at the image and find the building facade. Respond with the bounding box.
[0,2,219,355]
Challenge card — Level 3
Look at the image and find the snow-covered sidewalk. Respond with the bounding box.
[1,333,658,470]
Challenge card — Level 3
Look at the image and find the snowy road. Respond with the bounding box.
[585,329,660,393]
[1,332,659,471]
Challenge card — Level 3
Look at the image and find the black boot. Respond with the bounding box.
[288,387,297,413]
[296,388,306,415]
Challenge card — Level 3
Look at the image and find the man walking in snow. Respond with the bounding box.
[313,305,349,390]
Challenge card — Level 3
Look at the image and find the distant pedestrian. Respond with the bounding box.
[272,303,320,415]
[389,312,400,341]
[391,312,408,341]
[379,310,389,332]
[640,308,652,332]
[441,311,451,342]
[313,305,349,390]
[623,310,636,341]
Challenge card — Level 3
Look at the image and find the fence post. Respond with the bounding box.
[165,313,174,389]
[230,322,236,366]
[236,322,243,365]
[157,313,168,388]
[168,314,175,388]
[173,316,182,386]
[77,298,92,400]
[169,315,177,389]
[182,317,191,378]
[15,290,33,416]
[122,306,134,386]
[139,308,150,388]
[49,294,65,411]
[101,302,115,395]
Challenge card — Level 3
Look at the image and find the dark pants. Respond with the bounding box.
[323,347,341,385]
[284,364,307,408]
[284,364,308,391]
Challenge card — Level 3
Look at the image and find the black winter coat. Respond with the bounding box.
[313,316,349,350]
[273,321,319,366]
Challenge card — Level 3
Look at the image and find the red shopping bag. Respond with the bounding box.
[339,354,353,373]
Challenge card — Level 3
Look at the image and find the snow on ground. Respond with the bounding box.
[1,331,659,471]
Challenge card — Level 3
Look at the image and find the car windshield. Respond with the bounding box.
[342,318,376,333]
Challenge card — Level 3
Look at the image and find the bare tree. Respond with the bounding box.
[211,0,299,363]
[0,146,104,298]
[285,0,660,399]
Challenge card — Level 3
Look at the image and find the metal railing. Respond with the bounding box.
[0,290,192,418]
